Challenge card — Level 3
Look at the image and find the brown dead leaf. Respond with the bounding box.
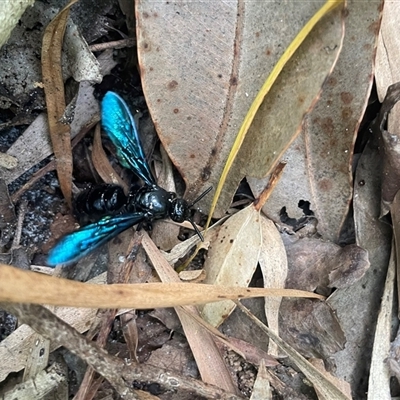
[140,232,238,394]
[253,0,382,242]
[145,338,196,378]
[376,82,400,214]
[225,337,278,368]
[376,1,400,97]
[0,263,322,309]
[41,0,79,207]
[279,299,345,368]
[284,236,369,292]
[328,131,392,394]
[92,123,127,189]
[136,1,341,215]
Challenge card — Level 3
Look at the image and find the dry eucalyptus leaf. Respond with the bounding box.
[225,337,279,368]
[239,302,351,400]
[279,299,345,368]
[283,236,369,293]
[253,0,382,242]
[42,0,79,207]
[258,215,287,356]
[309,358,352,400]
[367,244,395,399]
[375,1,400,101]
[0,263,322,308]
[233,5,343,218]
[136,1,335,214]
[375,1,400,189]
[201,204,262,327]
[250,359,272,400]
[377,83,400,214]
[328,134,392,395]
[92,123,127,188]
[141,233,238,394]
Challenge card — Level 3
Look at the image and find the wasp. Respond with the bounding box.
[47,92,210,266]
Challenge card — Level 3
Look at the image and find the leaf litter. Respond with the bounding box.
[0,0,398,399]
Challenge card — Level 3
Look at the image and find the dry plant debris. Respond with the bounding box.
[0,1,398,399]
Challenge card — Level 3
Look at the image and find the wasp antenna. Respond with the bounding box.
[188,218,204,241]
[189,186,213,207]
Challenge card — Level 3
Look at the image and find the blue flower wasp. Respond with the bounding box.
[47,91,211,266]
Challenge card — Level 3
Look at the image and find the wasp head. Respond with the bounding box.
[169,198,190,223]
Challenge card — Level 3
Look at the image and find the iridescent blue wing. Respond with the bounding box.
[101,91,156,186]
[47,213,145,266]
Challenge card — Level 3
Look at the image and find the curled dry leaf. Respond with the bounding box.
[136,1,341,215]
[41,0,79,207]
[179,269,206,283]
[92,123,127,189]
[62,20,102,84]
